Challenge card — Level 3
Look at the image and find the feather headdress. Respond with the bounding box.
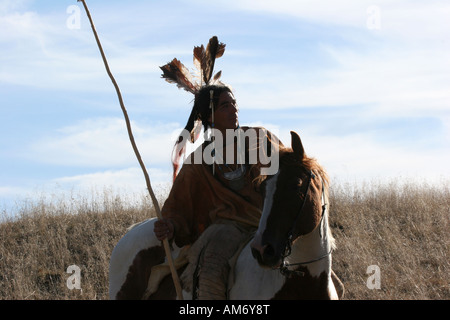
[160,36,226,94]
[160,36,228,181]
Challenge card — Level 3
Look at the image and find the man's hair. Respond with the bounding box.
[171,84,233,181]
[193,84,233,130]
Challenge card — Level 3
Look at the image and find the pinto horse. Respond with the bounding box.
[109,131,343,300]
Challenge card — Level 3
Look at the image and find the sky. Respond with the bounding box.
[1,0,449,216]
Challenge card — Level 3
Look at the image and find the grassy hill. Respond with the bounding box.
[0,179,448,300]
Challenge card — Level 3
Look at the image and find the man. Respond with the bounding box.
[154,37,280,299]
[155,84,280,299]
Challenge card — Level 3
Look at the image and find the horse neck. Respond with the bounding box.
[285,203,334,278]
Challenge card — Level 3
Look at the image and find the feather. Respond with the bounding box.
[171,142,186,182]
[202,37,218,84]
[164,37,228,181]
[190,120,203,143]
[193,36,226,86]
[193,45,204,70]
[213,70,222,82]
[203,36,226,84]
[160,58,198,93]
[215,41,226,59]
[193,45,205,85]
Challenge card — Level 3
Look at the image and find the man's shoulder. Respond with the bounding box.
[239,126,278,139]
[240,125,267,131]
[238,126,271,136]
[239,126,283,147]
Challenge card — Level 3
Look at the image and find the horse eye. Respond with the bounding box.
[291,179,302,190]
[291,184,300,191]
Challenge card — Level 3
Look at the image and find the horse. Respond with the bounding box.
[109,131,343,300]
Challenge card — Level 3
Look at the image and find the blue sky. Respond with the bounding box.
[1,0,449,215]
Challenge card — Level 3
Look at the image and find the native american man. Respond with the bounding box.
[154,37,281,299]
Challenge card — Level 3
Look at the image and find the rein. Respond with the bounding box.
[278,170,331,277]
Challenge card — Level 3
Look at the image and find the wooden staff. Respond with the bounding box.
[77,0,183,300]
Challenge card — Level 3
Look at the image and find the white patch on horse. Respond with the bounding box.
[253,171,280,246]
[229,243,285,299]
[328,276,339,300]
[108,218,182,299]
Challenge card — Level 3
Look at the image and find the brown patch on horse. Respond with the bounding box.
[272,268,331,300]
[268,149,328,238]
[115,245,186,300]
[251,131,331,268]
[116,246,165,300]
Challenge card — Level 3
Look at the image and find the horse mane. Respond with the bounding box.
[253,145,329,189]
[282,146,329,185]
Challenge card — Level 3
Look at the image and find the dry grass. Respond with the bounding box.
[329,178,449,300]
[0,179,448,300]
[0,189,155,300]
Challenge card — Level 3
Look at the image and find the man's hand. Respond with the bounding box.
[154,218,174,241]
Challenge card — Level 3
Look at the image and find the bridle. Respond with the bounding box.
[278,169,332,277]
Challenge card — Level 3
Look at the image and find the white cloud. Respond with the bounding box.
[292,130,450,185]
[0,0,31,15]
[50,166,173,215]
[3,1,448,115]
[0,167,172,219]
[54,166,172,196]
[0,186,29,198]
[1,0,448,216]
[197,0,450,119]
[230,39,449,118]
[222,0,369,27]
[220,0,450,40]
[309,48,448,117]
[0,5,175,94]
[29,117,181,168]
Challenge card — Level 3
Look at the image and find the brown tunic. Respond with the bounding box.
[161,127,280,248]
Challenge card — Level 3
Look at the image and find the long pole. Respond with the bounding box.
[77,0,183,300]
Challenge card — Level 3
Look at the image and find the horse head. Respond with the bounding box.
[251,131,328,270]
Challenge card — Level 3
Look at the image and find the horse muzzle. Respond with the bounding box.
[250,234,282,269]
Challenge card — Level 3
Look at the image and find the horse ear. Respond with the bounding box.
[290,131,305,161]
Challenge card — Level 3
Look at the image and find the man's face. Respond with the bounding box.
[210,91,239,131]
